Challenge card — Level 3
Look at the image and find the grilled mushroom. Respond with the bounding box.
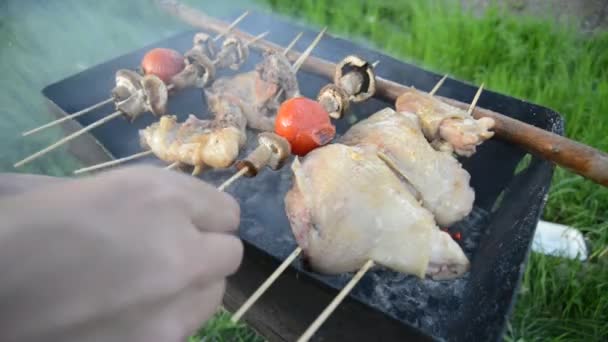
[192,32,217,59]
[236,132,291,177]
[141,74,169,117]
[317,84,350,119]
[334,55,377,102]
[215,36,249,71]
[171,50,216,89]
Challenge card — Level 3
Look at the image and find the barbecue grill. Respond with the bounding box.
[40,9,561,342]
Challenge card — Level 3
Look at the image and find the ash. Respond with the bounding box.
[196,130,490,341]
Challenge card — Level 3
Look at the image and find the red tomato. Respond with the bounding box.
[141,48,185,84]
[275,97,336,156]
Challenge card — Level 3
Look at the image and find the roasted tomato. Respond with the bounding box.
[275,97,336,156]
[141,48,185,84]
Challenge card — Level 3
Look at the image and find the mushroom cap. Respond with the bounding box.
[141,74,169,116]
[220,36,249,70]
[258,132,291,170]
[141,48,185,84]
[172,50,216,89]
[334,55,377,102]
[114,69,143,98]
[193,32,217,58]
[317,84,350,119]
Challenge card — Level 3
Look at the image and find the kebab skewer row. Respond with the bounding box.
[75,29,308,174]
[159,0,608,186]
[21,11,252,138]
[296,82,487,342]
[15,32,267,169]
[230,77,485,336]
[227,57,381,324]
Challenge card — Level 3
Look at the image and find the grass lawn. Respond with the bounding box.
[195,0,608,341]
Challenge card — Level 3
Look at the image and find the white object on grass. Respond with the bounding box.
[532,220,588,261]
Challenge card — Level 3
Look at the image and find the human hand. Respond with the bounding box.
[0,172,65,197]
[0,165,242,342]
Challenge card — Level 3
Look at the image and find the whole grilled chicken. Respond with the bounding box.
[285,108,474,280]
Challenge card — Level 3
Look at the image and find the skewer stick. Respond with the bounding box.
[22,97,114,137]
[467,83,484,116]
[224,34,328,322]
[217,167,249,192]
[283,32,304,55]
[165,162,180,170]
[73,150,154,174]
[230,246,303,323]
[213,10,250,41]
[291,27,327,73]
[14,111,123,168]
[244,31,269,47]
[297,259,375,342]
[428,74,448,96]
[371,60,380,68]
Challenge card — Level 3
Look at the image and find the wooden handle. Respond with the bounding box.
[158,1,608,187]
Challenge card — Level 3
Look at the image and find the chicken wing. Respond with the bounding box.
[396,88,495,156]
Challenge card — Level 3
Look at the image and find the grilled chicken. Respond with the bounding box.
[285,143,470,280]
[139,51,298,173]
[340,108,475,227]
[396,88,495,157]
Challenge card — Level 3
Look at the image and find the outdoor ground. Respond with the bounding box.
[1,0,606,341]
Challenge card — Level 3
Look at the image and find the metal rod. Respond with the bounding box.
[14,111,123,168]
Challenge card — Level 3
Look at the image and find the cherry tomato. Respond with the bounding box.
[275,97,336,156]
[141,48,185,84]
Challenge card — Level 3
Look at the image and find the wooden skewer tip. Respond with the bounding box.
[429,74,448,96]
[291,27,327,73]
[297,259,375,342]
[283,31,304,56]
[231,246,303,323]
[213,10,250,41]
[467,82,485,116]
[14,110,123,168]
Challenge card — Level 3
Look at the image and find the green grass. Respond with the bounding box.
[2,0,607,341]
[258,0,608,340]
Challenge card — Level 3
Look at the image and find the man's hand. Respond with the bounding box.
[0,166,242,342]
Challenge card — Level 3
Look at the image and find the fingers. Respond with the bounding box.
[0,173,65,197]
[183,231,244,282]
[104,165,241,234]
[176,280,226,339]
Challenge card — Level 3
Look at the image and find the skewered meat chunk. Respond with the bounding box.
[285,143,470,280]
[396,88,495,157]
[139,51,298,172]
[340,108,475,227]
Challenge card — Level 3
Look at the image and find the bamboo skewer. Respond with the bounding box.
[165,162,180,170]
[230,246,302,323]
[428,74,448,96]
[217,167,249,191]
[297,260,375,342]
[73,150,154,174]
[213,10,250,41]
[22,98,114,137]
[14,111,123,168]
[467,83,484,116]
